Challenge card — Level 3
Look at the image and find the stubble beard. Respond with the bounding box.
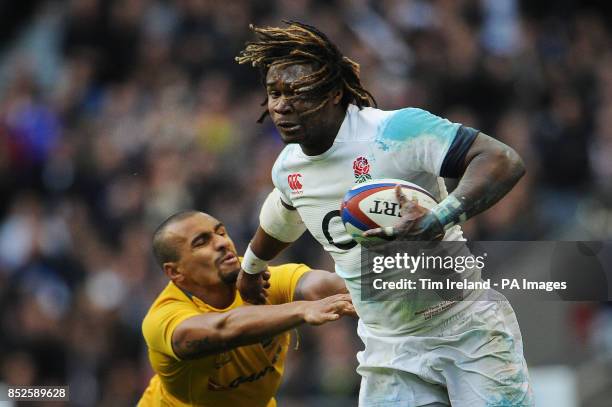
[219,266,240,285]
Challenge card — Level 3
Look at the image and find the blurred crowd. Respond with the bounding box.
[0,0,611,405]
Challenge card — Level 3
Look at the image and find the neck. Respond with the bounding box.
[300,106,346,156]
[300,136,335,156]
[177,280,236,309]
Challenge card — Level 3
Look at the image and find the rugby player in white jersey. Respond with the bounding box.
[235,21,533,406]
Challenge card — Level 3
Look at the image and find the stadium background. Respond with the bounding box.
[0,0,611,405]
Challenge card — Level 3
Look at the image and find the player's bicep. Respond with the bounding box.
[171,313,229,360]
[259,188,306,243]
[294,269,348,301]
[457,132,524,183]
[461,131,513,166]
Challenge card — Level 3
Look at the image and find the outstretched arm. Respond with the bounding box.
[365,133,525,240]
[172,294,353,360]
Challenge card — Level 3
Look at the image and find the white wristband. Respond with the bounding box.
[430,195,467,231]
[241,245,268,275]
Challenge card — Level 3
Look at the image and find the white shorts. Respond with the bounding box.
[352,290,534,407]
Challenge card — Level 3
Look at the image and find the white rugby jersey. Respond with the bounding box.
[271,104,477,280]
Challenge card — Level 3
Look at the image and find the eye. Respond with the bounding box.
[217,228,227,236]
[293,94,308,102]
[267,90,280,98]
[193,234,212,247]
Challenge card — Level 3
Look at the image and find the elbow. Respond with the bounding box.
[209,316,237,345]
[216,326,240,346]
[213,314,248,346]
[331,274,349,295]
[489,146,525,185]
[172,316,233,359]
[506,148,526,183]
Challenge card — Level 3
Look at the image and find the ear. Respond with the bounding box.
[332,88,343,105]
[163,262,182,283]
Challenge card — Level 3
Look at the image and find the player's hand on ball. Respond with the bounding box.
[302,293,355,325]
[363,185,444,241]
[237,269,271,304]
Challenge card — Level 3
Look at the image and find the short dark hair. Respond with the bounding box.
[152,210,201,268]
[236,20,376,122]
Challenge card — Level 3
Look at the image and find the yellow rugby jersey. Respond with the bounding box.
[138,263,310,407]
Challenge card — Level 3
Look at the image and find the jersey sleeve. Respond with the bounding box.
[439,125,480,178]
[142,298,201,361]
[274,183,293,207]
[379,108,478,177]
[266,263,311,305]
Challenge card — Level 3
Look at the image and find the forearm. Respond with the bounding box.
[218,301,306,345]
[241,228,290,275]
[433,147,525,229]
[175,302,306,359]
[251,226,291,260]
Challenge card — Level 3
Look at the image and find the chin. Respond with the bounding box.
[220,267,240,284]
[279,131,305,144]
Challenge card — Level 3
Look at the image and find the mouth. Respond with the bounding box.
[218,252,239,266]
[276,121,302,133]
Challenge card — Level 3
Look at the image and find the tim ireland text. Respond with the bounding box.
[372,278,567,292]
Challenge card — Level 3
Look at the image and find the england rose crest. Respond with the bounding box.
[353,156,372,183]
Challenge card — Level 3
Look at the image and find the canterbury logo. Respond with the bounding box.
[287,173,303,191]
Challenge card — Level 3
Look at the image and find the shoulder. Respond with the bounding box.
[142,283,198,341]
[352,104,395,123]
[268,263,311,285]
[379,107,459,140]
[273,144,300,170]
[269,262,310,275]
[272,145,300,181]
[267,263,311,303]
[337,105,395,142]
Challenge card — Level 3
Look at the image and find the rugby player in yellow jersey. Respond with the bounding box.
[138,210,354,407]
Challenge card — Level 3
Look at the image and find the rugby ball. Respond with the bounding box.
[340,179,438,244]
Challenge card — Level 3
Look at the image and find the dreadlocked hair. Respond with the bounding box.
[236,20,377,122]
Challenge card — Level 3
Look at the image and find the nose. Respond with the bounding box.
[272,95,293,115]
[213,233,231,251]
